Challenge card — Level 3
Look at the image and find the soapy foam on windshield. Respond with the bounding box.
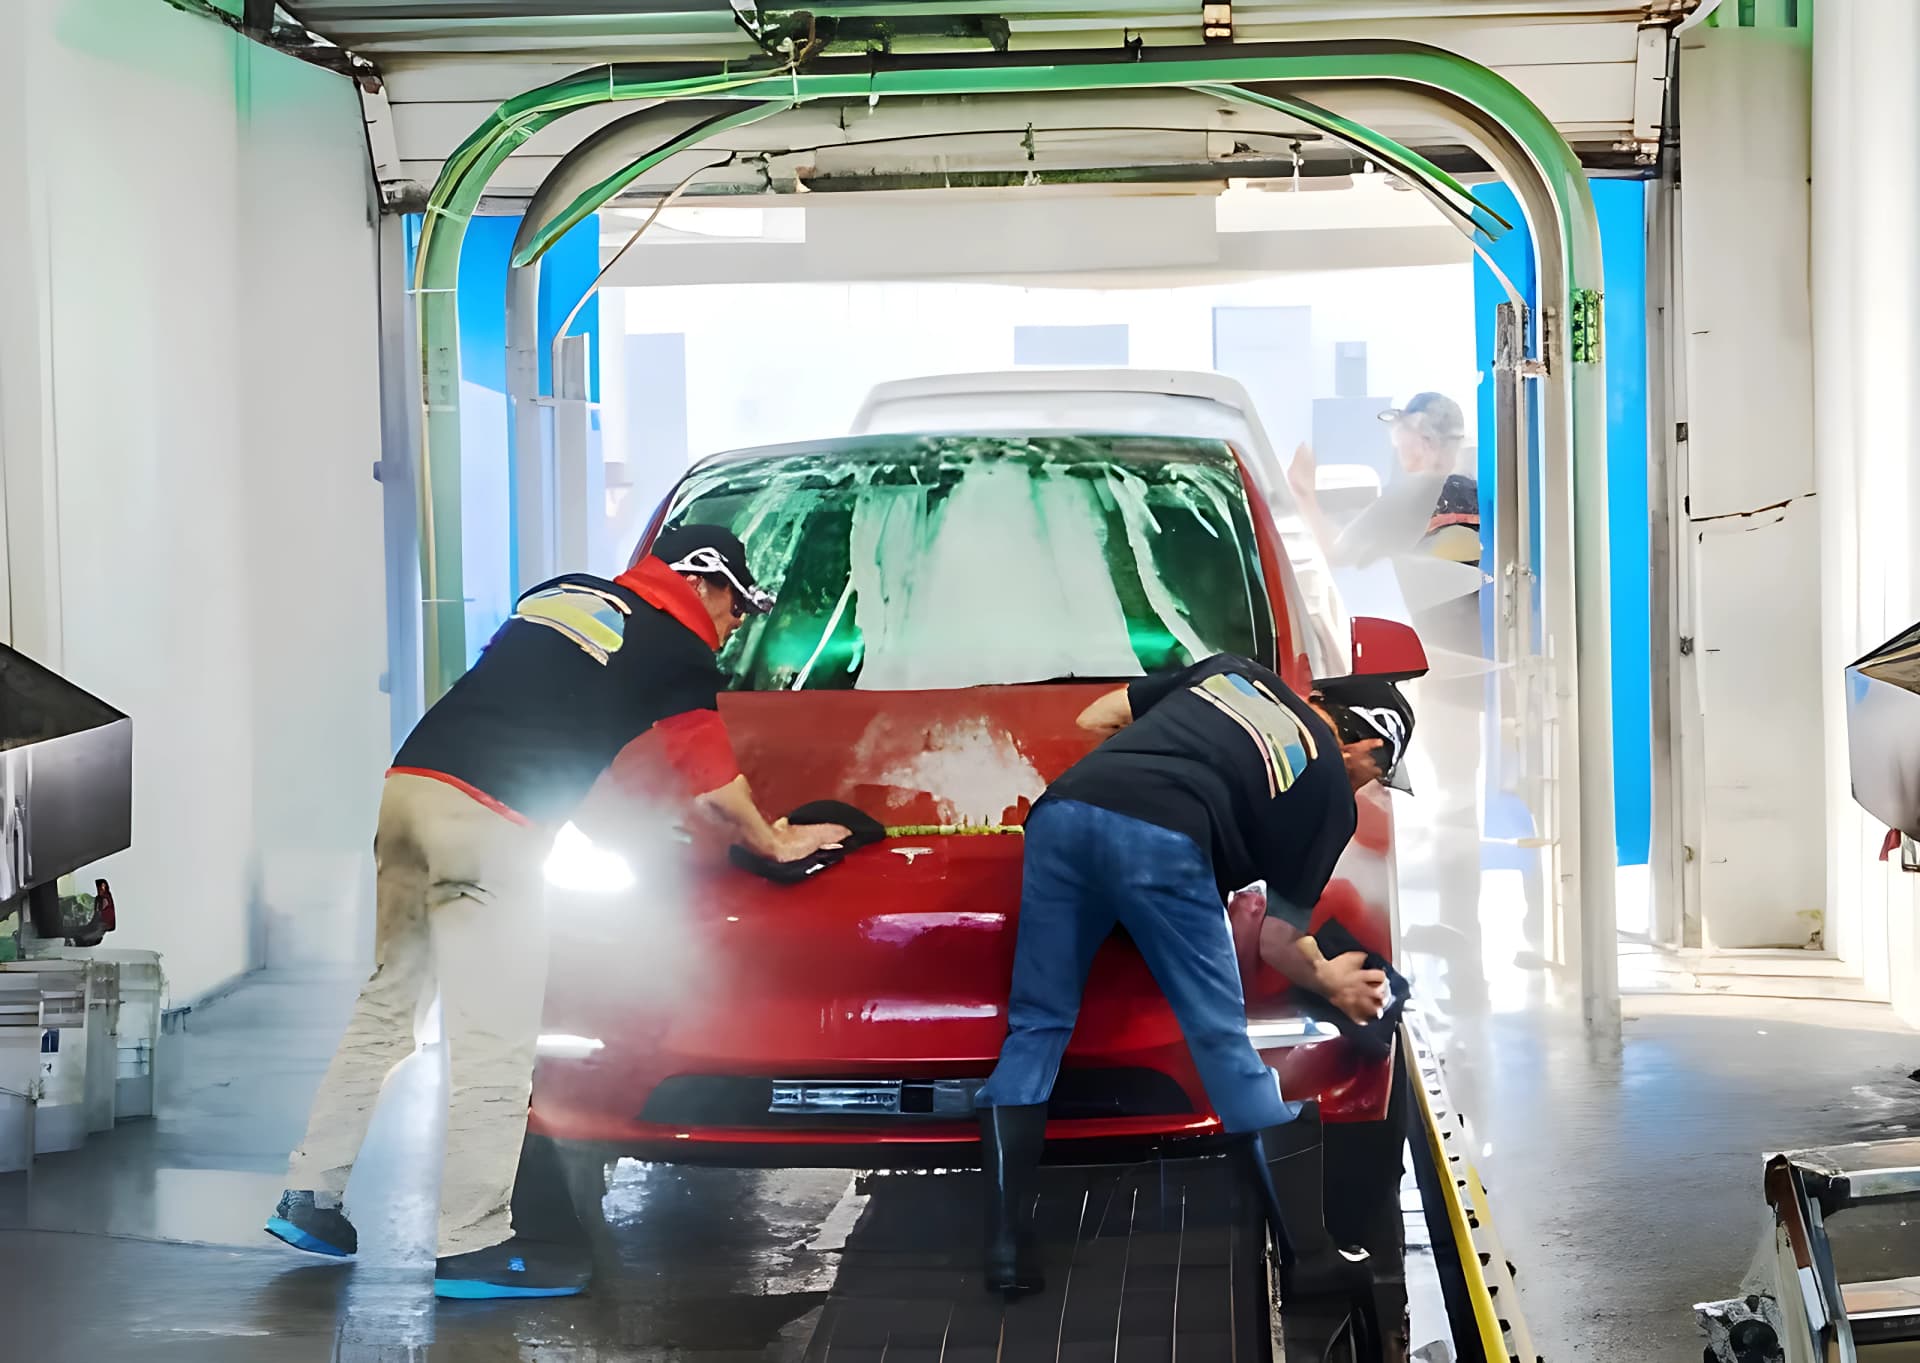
[850,459,1139,690]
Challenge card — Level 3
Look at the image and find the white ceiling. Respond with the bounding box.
[279,2,1694,200]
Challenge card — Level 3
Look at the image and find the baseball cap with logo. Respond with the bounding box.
[1314,677,1418,794]
[1378,391,1466,447]
[652,523,775,615]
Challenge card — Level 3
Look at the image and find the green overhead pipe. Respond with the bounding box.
[411,41,1601,707]
[513,100,796,268]
[409,39,1603,681]
[409,37,1617,1028]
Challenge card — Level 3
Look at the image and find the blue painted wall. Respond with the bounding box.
[1470,179,1651,865]
[390,214,602,674]
[1596,180,1652,867]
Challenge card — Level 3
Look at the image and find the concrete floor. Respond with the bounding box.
[4,745,1919,1359]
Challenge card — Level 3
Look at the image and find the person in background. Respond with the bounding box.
[1287,390,1480,584]
[267,525,847,1301]
[1291,390,1490,1014]
[973,653,1410,1302]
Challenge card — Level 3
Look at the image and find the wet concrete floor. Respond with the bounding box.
[5,958,1917,1361]
[7,768,1920,1363]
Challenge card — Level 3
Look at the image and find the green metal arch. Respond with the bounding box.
[410,35,1617,1027]
[411,40,1604,701]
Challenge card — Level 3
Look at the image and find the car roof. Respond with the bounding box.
[857,367,1261,411]
[690,428,1241,470]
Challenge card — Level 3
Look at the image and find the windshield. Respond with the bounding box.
[662,433,1276,691]
[855,381,1345,679]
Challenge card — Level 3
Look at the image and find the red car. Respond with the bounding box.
[533,432,1415,1199]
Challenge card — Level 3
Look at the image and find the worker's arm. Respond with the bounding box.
[1258,914,1388,1026]
[613,645,845,863]
[1075,687,1135,735]
[691,774,847,862]
[1090,654,1228,736]
[1285,442,1348,564]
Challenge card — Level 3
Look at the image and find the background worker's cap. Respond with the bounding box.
[1378,391,1466,446]
[1315,677,1417,794]
[653,523,775,615]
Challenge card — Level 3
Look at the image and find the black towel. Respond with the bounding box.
[728,800,885,884]
[1297,919,1413,1061]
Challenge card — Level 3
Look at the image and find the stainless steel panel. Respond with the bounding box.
[0,643,131,899]
[13,720,133,891]
[1847,622,1920,837]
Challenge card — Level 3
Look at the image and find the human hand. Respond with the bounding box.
[769,817,850,863]
[1288,441,1317,499]
[1340,737,1385,794]
[1315,950,1389,1025]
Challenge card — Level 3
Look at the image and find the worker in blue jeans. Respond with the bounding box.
[976,653,1413,1300]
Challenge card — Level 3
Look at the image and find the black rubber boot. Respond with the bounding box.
[979,1102,1048,1298]
[1229,1107,1374,1302]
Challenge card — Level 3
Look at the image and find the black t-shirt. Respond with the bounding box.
[393,570,731,824]
[1043,654,1357,928]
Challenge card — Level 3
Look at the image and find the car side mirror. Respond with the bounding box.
[1347,615,1428,681]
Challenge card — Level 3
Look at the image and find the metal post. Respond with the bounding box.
[375,216,424,748]
[1646,168,1688,950]
[549,335,603,575]
[507,262,550,594]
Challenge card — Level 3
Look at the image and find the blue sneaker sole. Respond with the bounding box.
[265,1216,354,1259]
[433,1278,585,1300]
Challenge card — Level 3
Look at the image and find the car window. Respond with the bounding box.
[663,434,1276,692]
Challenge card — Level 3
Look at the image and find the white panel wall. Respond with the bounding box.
[0,0,387,1000]
[237,43,392,975]
[1676,23,1826,950]
[1813,0,1920,1013]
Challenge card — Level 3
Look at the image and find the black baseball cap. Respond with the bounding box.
[1378,391,1466,445]
[652,524,775,615]
[1314,677,1417,794]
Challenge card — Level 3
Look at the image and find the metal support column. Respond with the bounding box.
[375,215,424,748]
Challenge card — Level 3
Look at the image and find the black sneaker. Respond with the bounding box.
[433,1237,592,1300]
[265,1190,358,1258]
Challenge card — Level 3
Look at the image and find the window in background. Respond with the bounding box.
[1013,323,1129,366]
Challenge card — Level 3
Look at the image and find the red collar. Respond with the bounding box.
[615,557,721,649]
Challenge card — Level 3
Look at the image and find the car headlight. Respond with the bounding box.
[543,821,636,893]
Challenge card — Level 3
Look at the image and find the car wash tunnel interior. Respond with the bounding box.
[12,1,1920,1360]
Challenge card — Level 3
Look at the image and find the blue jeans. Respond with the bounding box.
[979,799,1297,1134]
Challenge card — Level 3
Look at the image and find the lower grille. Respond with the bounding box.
[639,1068,1194,1128]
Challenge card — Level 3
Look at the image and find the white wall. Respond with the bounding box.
[1813,0,1920,1012]
[0,0,388,1000]
[1675,22,1827,950]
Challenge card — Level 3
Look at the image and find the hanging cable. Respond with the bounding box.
[548,153,740,394]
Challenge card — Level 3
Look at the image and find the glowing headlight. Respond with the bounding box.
[543,821,636,893]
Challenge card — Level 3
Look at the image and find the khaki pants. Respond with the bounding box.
[286,772,550,1257]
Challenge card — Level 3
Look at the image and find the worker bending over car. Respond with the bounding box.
[268,525,846,1301]
[974,652,1412,1300]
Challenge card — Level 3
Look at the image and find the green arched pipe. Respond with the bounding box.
[412,41,1600,702]
[510,81,1510,269]
[408,40,1615,1032]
